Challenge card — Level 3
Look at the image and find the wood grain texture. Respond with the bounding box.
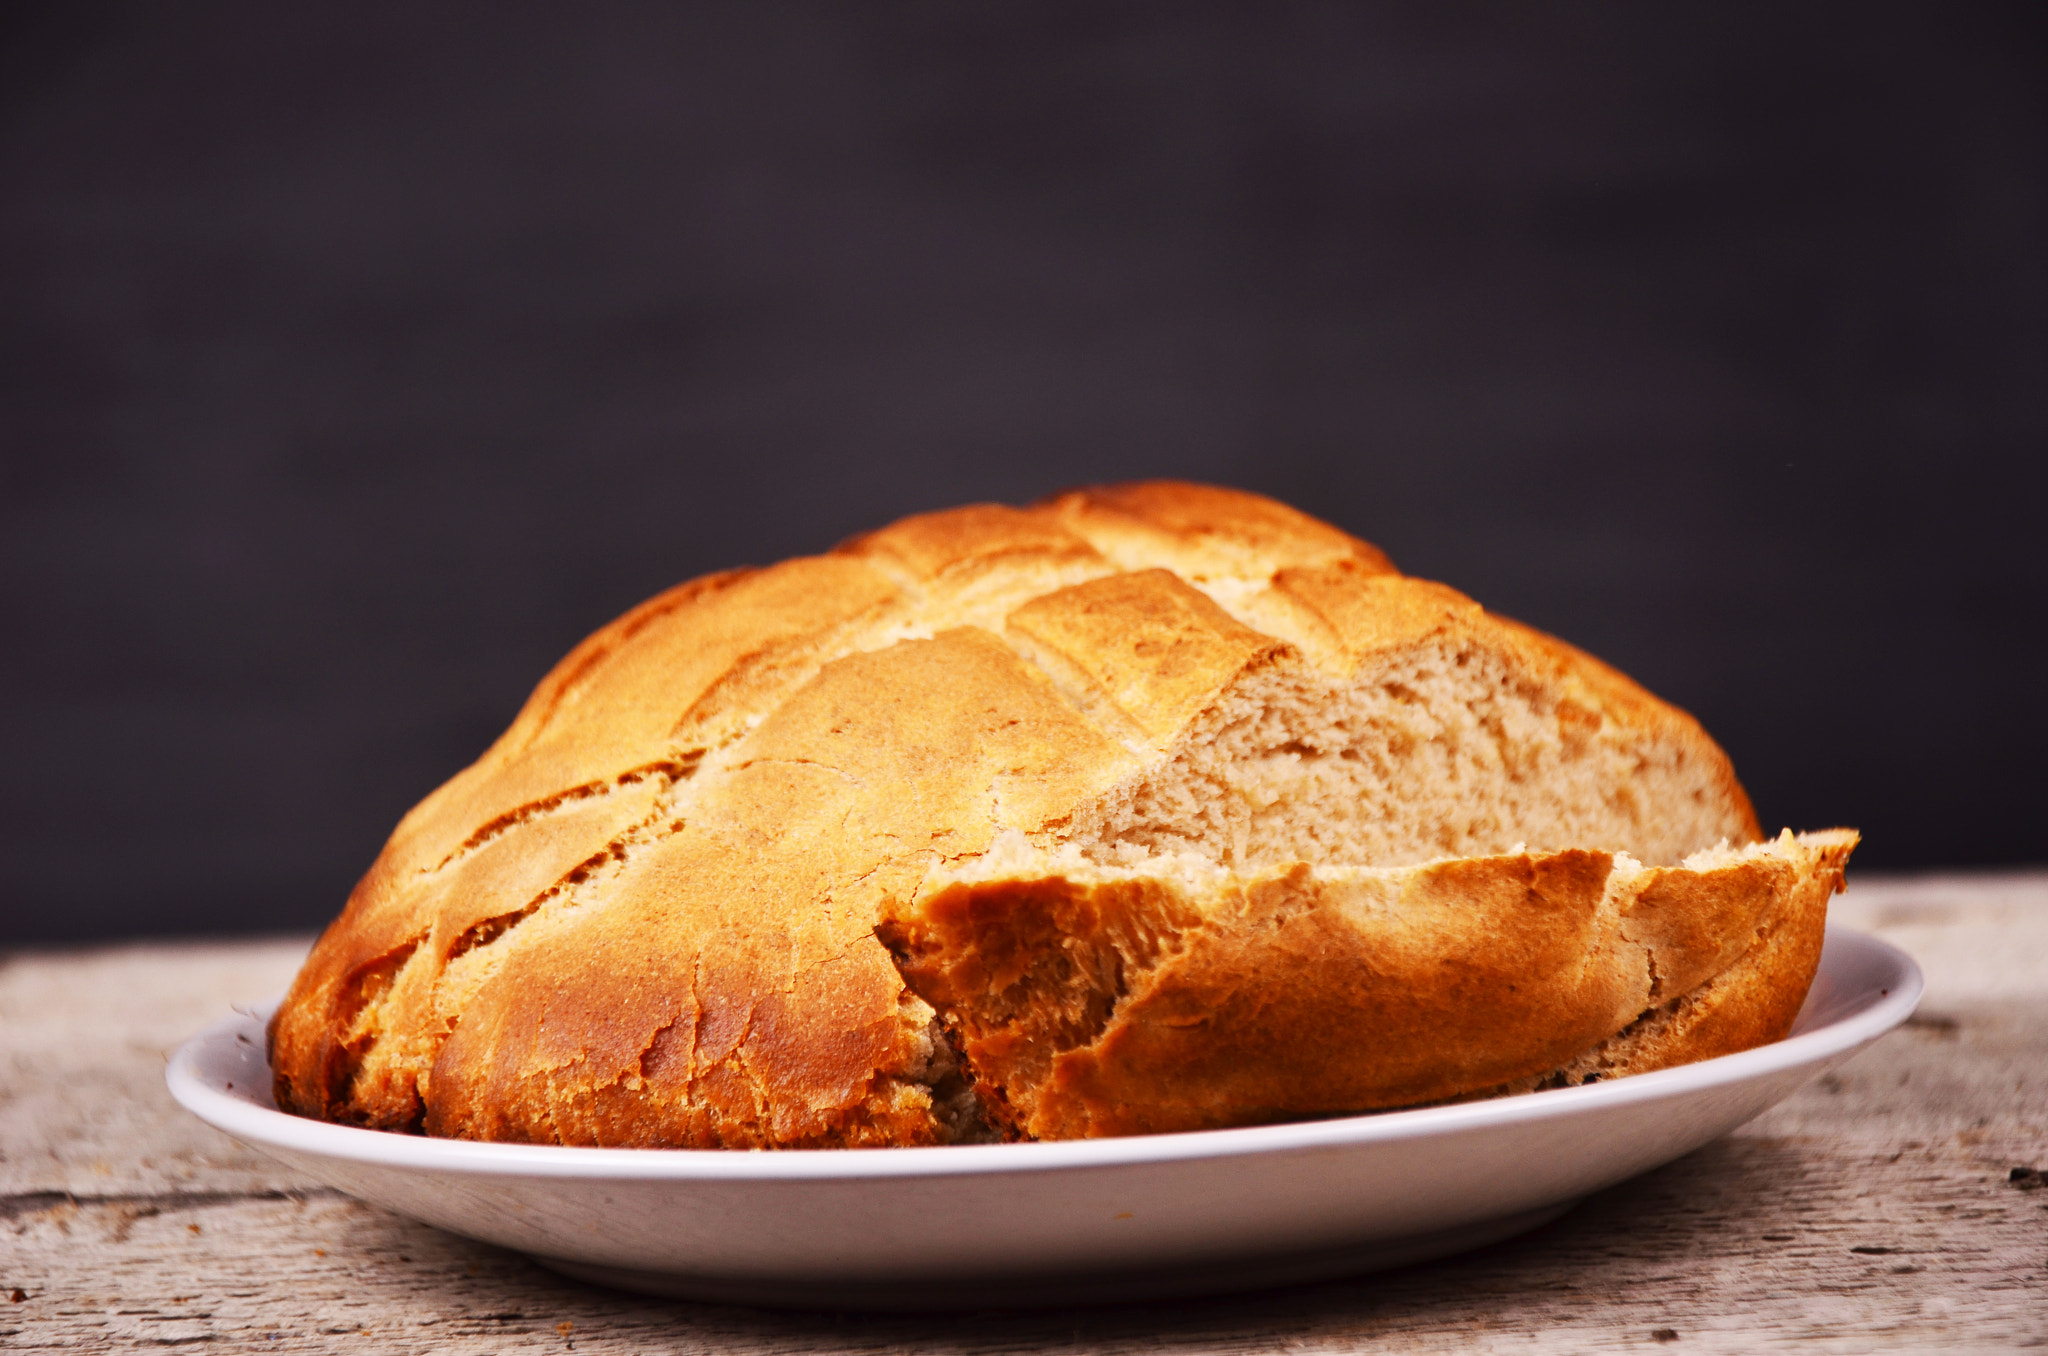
[4,873,2044,1353]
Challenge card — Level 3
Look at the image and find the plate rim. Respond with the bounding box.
[167,923,1921,1183]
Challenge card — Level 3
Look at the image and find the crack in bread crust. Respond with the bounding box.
[270,482,1847,1146]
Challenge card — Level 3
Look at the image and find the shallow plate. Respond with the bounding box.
[168,925,1919,1310]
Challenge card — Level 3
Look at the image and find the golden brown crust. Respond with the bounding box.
[1549,828,1858,1081]
[1007,570,1293,744]
[271,481,1834,1146]
[879,832,1857,1138]
[881,848,1636,1137]
[836,502,1103,582]
[1040,481,1394,580]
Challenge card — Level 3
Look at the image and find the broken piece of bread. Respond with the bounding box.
[269,481,1855,1145]
[880,829,1857,1139]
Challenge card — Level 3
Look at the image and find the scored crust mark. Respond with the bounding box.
[426,757,699,879]
[271,481,1850,1147]
[1005,570,1295,747]
[400,626,1142,1148]
[275,777,690,1134]
[502,568,758,758]
[1038,482,1394,583]
[441,816,652,966]
[390,554,912,876]
[835,501,1105,584]
[315,935,426,1128]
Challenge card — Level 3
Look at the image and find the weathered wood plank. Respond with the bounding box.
[2,875,2044,1352]
[0,938,311,1201]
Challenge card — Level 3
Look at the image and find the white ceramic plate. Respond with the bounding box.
[168,925,1919,1310]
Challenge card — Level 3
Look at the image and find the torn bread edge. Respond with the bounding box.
[877,828,1858,1140]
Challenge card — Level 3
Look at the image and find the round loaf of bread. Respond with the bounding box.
[269,482,1855,1145]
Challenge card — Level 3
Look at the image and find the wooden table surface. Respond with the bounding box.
[3,873,2043,1353]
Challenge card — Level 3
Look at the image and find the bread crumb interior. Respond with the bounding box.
[1066,638,1745,872]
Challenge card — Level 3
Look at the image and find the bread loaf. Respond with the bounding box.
[269,482,1855,1146]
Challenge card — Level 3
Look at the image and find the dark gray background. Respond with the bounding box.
[4,2,2045,945]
